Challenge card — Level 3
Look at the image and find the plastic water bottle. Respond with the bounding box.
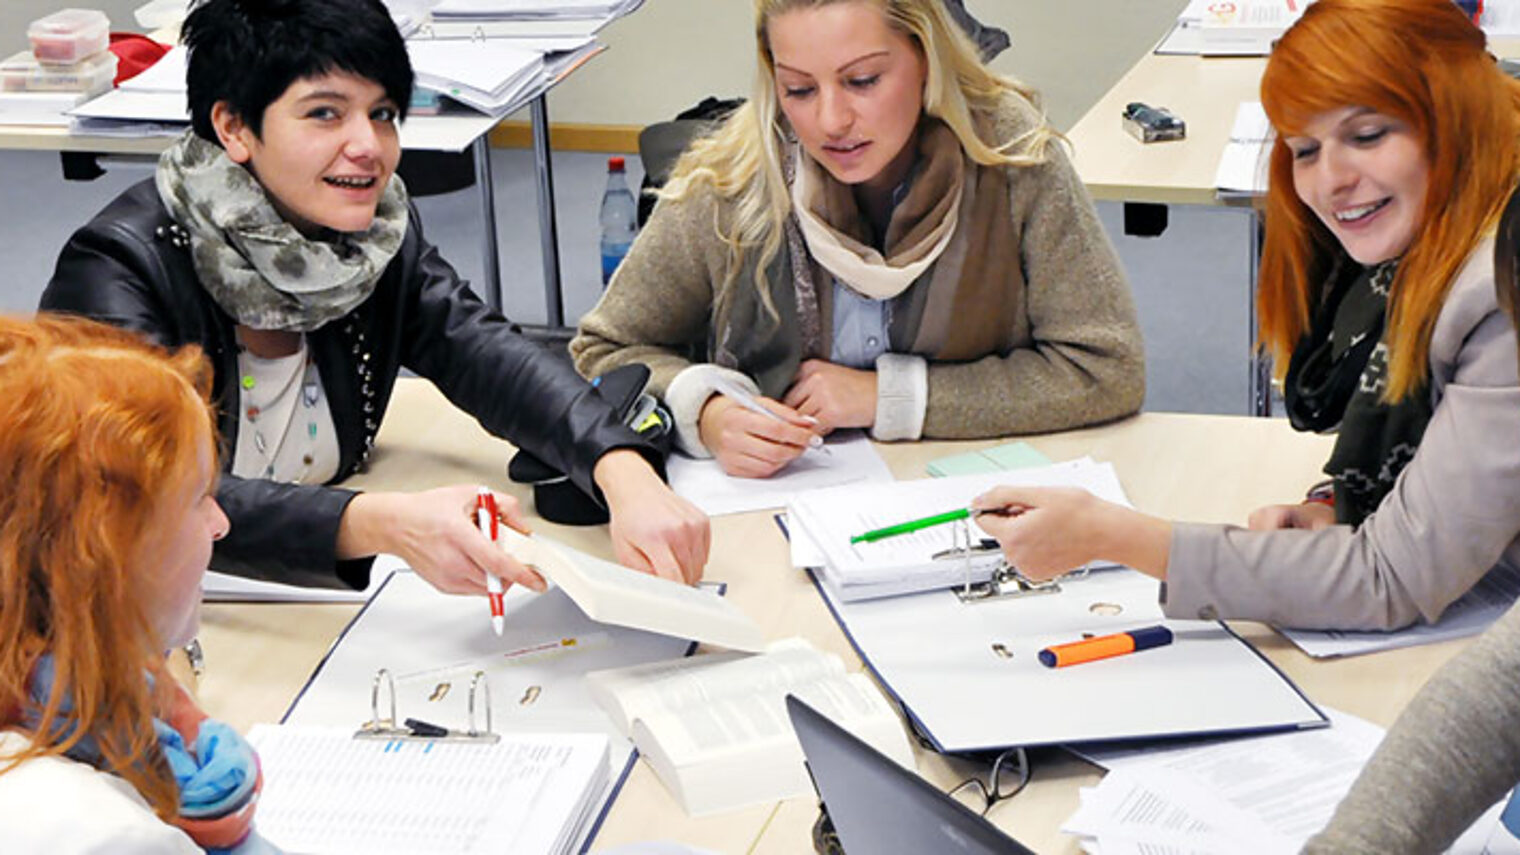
[599,156,637,286]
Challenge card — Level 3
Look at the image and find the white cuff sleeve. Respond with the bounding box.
[871,353,928,442]
[663,364,762,458]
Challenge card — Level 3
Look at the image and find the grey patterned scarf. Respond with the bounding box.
[155,131,407,332]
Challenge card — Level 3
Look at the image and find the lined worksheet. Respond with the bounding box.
[248,725,609,854]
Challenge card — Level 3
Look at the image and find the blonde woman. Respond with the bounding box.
[572,0,1144,478]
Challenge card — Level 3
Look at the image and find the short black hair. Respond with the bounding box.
[183,0,413,143]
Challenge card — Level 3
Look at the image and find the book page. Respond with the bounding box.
[630,672,909,816]
[586,638,841,734]
[248,725,609,855]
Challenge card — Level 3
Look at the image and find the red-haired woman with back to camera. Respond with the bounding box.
[0,315,267,853]
[973,0,1520,631]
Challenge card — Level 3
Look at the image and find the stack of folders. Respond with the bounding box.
[406,39,545,118]
[248,725,610,855]
[786,459,1133,602]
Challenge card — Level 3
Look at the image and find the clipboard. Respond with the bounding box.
[279,562,709,851]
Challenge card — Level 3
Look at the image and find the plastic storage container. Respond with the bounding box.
[599,156,638,286]
[28,9,111,66]
[0,49,116,93]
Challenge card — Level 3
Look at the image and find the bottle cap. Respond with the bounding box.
[608,156,626,172]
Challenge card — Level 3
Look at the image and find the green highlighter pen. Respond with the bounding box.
[850,508,973,544]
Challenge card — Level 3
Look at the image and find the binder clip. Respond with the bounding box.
[356,668,500,744]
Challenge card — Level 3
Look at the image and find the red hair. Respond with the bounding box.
[0,314,215,820]
[1257,0,1520,400]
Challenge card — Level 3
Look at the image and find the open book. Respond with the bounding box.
[584,638,914,816]
[500,529,765,652]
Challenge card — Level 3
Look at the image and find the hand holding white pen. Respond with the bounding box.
[699,377,828,479]
[712,375,826,449]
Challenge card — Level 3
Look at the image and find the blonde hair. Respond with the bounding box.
[0,314,216,821]
[661,0,1057,316]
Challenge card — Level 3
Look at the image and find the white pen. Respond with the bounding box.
[475,487,506,636]
[710,375,828,452]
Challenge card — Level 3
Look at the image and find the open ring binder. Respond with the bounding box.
[356,667,501,744]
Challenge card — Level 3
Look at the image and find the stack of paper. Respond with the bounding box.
[1214,101,1272,197]
[787,459,1132,601]
[407,39,543,117]
[68,45,189,136]
[1065,709,1508,853]
[249,725,610,855]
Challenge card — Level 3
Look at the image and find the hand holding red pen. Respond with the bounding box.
[336,485,544,596]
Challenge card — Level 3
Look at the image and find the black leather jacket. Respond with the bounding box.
[42,179,658,589]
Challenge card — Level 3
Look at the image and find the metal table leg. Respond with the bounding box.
[1247,208,1273,416]
[530,96,564,328]
[471,134,503,313]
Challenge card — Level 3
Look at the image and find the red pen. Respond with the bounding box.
[475,488,505,636]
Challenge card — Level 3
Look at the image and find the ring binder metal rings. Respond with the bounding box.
[940,518,1094,604]
[357,667,501,744]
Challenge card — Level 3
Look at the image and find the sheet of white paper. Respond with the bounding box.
[1483,2,1520,36]
[1278,563,1520,658]
[667,431,893,516]
[785,514,827,569]
[117,46,187,93]
[1214,102,1271,195]
[1463,798,1518,854]
[69,88,189,122]
[201,554,400,603]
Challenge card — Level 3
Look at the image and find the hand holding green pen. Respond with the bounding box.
[850,506,1015,544]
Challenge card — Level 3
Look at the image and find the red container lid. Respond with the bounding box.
[608,156,625,172]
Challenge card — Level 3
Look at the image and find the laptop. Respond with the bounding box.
[786,695,1037,855]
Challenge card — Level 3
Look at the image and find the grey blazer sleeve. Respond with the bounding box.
[1163,242,1520,630]
[1304,598,1520,853]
